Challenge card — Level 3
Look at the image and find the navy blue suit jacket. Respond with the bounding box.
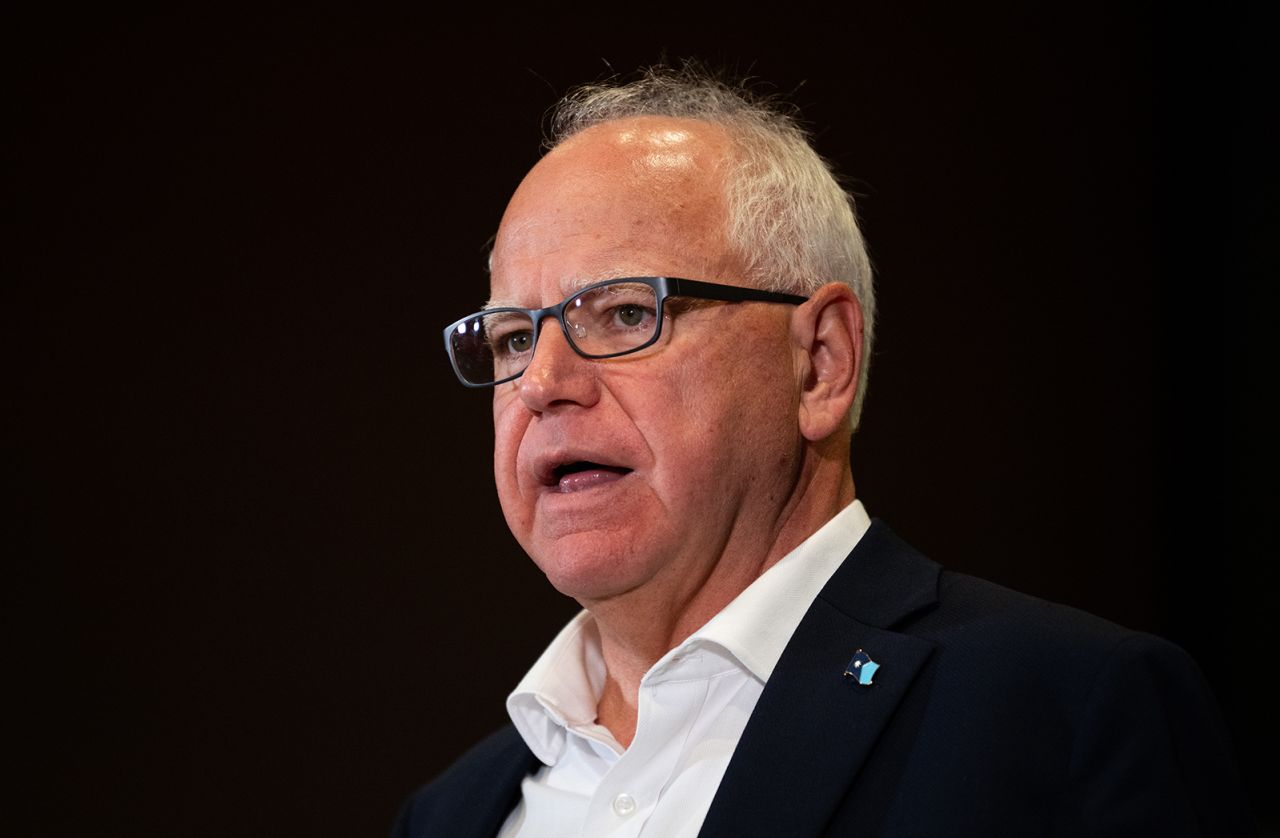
[394,521,1253,837]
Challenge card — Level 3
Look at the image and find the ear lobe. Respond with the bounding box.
[793,283,863,442]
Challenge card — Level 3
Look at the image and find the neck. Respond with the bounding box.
[588,442,854,746]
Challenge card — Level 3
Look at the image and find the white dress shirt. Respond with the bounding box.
[499,500,872,838]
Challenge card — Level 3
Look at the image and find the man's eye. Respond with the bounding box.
[493,331,533,356]
[612,305,651,328]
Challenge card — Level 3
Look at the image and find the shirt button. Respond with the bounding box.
[612,793,637,817]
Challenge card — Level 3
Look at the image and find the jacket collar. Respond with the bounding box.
[698,519,941,838]
[818,518,942,629]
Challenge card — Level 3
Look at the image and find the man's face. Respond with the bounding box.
[488,117,804,607]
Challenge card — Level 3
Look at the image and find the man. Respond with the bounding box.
[396,68,1251,837]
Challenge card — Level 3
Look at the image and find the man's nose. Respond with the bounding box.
[516,318,599,413]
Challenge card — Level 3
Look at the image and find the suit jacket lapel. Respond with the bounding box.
[399,727,539,838]
[697,521,941,838]
[470,740,540,838]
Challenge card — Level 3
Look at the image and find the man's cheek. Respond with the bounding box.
[491,424,522,503]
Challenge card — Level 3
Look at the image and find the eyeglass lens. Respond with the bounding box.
[449,281,661,385]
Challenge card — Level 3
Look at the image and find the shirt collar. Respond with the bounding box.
[505,611,607,765]
[687,499,871,683]
[506,500,872,765]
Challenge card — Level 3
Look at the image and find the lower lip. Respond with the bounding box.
[555,468,630,493]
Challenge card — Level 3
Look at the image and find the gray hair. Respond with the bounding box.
[546,66,876,431]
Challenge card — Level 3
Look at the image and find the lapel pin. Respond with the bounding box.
[844,649,879,686]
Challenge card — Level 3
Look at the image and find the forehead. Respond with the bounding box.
[487,117,739,306]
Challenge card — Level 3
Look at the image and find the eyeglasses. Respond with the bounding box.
[443,276,808,387]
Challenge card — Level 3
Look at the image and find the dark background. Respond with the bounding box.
[8,5,1275,836]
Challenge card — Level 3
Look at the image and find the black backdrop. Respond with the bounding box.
[8,6,1275,836]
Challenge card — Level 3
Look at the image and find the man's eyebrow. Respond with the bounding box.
[482,272,641,311]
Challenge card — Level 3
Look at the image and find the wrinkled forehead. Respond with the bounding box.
[486,117,738,309]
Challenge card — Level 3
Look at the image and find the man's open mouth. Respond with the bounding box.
[549,461,633,493]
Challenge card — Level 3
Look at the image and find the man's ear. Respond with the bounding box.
[792,283,863,442]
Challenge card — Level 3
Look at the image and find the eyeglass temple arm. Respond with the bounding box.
[666,277,808,306]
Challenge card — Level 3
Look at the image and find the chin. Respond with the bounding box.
[529,533,660,603]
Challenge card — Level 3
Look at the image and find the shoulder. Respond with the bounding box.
[828,521,1220,714]
[392,726,535,838]
[913,571,1252,833]
[921,569,1205,702]
[843,521,1197,684]
[931,568,1162,650]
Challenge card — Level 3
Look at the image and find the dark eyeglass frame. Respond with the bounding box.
[443,276,809,388]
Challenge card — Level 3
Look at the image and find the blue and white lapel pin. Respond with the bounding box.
[844,649,879,686]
